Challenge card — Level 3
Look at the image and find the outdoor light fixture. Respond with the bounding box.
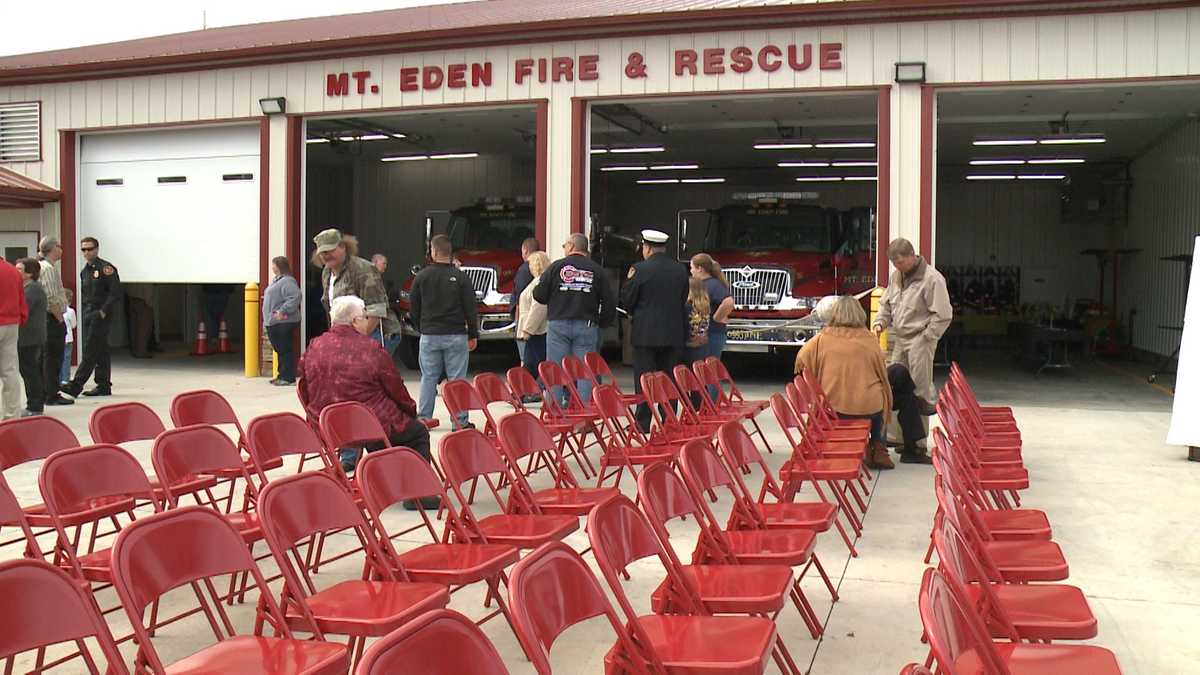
[610,146,665,154]
[815,141,876,149]
[778,161,830,168]
[795,176,843,182]
[651,164,700,170]
[637,178,680,184]
[681,177,725,183]
[754,142,813,150]
[966,174,1016,180]
[258,97,286,115]
[381,155,429,162]
[894,62,927,83]
[600,165,648,172]
[1027,158,1085,164]
[969,159,1025,165]
[1017,174,1067,180]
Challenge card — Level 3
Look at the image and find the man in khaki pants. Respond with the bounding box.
[872,238,952,464]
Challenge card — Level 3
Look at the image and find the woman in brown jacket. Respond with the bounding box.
[795,295,894,469]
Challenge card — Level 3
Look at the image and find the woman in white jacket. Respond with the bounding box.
[517,251,550,378]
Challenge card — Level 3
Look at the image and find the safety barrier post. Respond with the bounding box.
[244,283,260,377]
[870,287,888,351]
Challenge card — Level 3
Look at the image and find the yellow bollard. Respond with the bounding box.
[272,350,279,378]
[870,286,888,351]
[244,283,260,377]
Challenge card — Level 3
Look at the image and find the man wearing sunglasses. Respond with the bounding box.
[61,237,120,398]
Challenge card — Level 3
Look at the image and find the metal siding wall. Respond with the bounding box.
[1122,119,1200,357]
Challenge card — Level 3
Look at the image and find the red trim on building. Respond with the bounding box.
[59,116,262,134]
[59,131,77,364]
[259,117,270,288]
[285,116,302,276]
[919,84,934,262]
[570,98,587,236]
[0,167,58,207]
[535,100,548,247]
[876,85,891,286]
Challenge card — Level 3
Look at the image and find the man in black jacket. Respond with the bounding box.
[509,237,540,362]
[621,229,689,431]
[410,234,478,428]
[533,233,616,402]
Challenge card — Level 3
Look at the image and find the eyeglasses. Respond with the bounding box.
[80,247,96,252]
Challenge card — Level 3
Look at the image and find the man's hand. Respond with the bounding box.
[871,323,883,336]
[468,339,477,352]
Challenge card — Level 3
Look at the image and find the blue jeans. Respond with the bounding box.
[418,334,470,426]
[515,339,526,362]
[546,319,599,402]
[705,331,728,402]
[60,344,72,383]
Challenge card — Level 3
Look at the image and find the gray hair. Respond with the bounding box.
[330,295,365,325]
[567,233,589,254]
[887,238,915,261]
[38,236,59,255]
[827,295,868,328]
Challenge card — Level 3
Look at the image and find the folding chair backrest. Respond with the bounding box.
[88,402,166,445]
[933,519,1018,640]
[259,471,374,548]
[0,416,80,471]
[679,438,737,492]
[641,372,698,428]
[0,559,128,674]
[637,461,703,526]
[584,352,618,387]
[538,361,587,415]
[319,400,389,449]
[506,366,542,401]
[38,444,155,517]
[440,428,510,486]
[705,356,743,399]
[917,568,1006,675]
[497,411,558,462]
[475,372,523,411]
[562,355,599,391]
[354,608,510,675]
[716,419,766,470]
[245,411,326,471]
[507,541,649,675]
[358,446,446,510]
[169,389,241,430]
[443,379,491,431]
[672,364,714,414]
[151,425,252,505]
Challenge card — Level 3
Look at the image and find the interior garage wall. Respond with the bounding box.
[936,181,1105,307]
[1119,119,1200,357]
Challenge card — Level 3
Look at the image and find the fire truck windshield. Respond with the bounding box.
[447,209,535,250]
[712,209,831,253]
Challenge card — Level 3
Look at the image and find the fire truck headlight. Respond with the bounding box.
[496,293,513,305]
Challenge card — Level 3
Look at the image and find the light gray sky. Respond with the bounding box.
[2,0,463,57]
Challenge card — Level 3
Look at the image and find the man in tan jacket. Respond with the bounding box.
[872,238,952,464]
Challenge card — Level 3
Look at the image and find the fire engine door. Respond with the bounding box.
[676,209,712,261]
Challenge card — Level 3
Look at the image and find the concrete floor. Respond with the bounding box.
[3,349,1196,674]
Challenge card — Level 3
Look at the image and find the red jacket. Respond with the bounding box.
[0,260,27,327]
[298,325,417,436]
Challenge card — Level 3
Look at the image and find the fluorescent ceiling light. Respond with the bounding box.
[430,152,479,160]
[966,174,1016,180]
[305,138,330,144]
[381,155,429,162]
[600,165,648,172]
[843,176,878,181]
[973,139,1037,146]
[832,160,878,167]
[778,161,830,168]
[1039,136,1105,145]
[590,148,609,154]
[969,159,1025,166]
[338,134,393,141]
[610,146,665,154]
[795,176,843,182]
[681,178,726,184]
[651,164,700,170]
[637,178,680,184]
[1017,174,1067,180]
[754,142,813,150]
[815,141,876,149]
[1027,158,1085,164]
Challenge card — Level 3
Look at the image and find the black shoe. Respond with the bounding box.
[82,387,112,397]
[403,496,442,511]
[45,395,74,406]
[60,382,82,397]
[457,421,476,430]
[268,378,279,385]
[916,397,937,416]
[521,394,543,404]
[899,451,933,465]
[20,409,42,417]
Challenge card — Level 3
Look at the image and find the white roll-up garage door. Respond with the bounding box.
[79,125,259,283]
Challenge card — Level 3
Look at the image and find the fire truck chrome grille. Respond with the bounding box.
[461,266,497,298]
[729,267,790,307]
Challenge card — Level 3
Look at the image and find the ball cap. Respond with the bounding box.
[640,229,670,245]
[313,228,343,254]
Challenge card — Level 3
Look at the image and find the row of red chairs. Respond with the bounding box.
[901,363,1124,675]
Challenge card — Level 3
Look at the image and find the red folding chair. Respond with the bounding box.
[257,471,450,668]
[357,447,521,635]
[937,400,1027,508]
[0,416,81,556]
[585,350,643,406]
[789,376,873,445]
[110,506,349,675]
[508,365,598,479]
[769,394,869,523]
[639,371,720,444]
[898,665,933,675]
[438,429,579,550]
[442,379,496,433]
[496,412,619,517]
[474,371,525,412]
[675,364,775,453]
[950,362,1017,422]
[591,384,677,489]
[353,608,509,675]
[0,477,39,560]
[919,568,1121,675]
[508,540,775,675]
[588,495,800,674]
[0,558,128,675]
[703,356,769,412]
[169,389,283,472]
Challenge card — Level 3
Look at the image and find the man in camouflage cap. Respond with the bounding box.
[312,228,393,339]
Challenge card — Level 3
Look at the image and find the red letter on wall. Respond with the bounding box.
[447,64,467,88]
[326,73,349,97]
[675,49,698,76]
[399,68,419,92]
[578,54,599,81]
[730,47,753,74]
[514,59,534,85]
[423,66,444,90]
[757,45,782,72]
[703,48,726,75]
[819,43,843,70]
[351,71,371,94]
[471,62,493,87]
[551,57,574,82]
[788,45,812,71]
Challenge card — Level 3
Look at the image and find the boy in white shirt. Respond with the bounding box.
[60,289,75,385]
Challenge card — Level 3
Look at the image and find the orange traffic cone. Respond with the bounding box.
[191,321,211,356]
[216,320,234,354]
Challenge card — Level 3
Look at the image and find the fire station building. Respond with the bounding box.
[0,0,1197,362]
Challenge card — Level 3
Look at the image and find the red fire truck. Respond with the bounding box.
[677,194,875,357]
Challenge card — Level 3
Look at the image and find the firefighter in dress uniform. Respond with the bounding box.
[62,237,121,397]
[621,229,690,432]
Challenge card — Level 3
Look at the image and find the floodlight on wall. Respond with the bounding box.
[258,97,286,115]
[894,62,926,84]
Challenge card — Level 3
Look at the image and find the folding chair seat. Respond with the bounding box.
[944,382,1022,448]
[354,608,509,675]
[591,384,677,489]
[497,412,619,515]
[932,438,1050,542]
[588,496,801,674]
[439,429,579,549]
[936,483,1068,583]
[0,558,128,675]
[358,447,521,634]
[950,363,1016,421]
[257,472,450,665]
[787,379,870,445]
[509,540,777,675]
[937,402,1028,488]
[170,389,283,472]
[89,402,220,501]
[934,519,1097,642]
[919,568,1121,675]
[110,506,349,675]
[705,356,769,412]
[585,351,643,406]
[692,360,766,420]
[510,365,601,478]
